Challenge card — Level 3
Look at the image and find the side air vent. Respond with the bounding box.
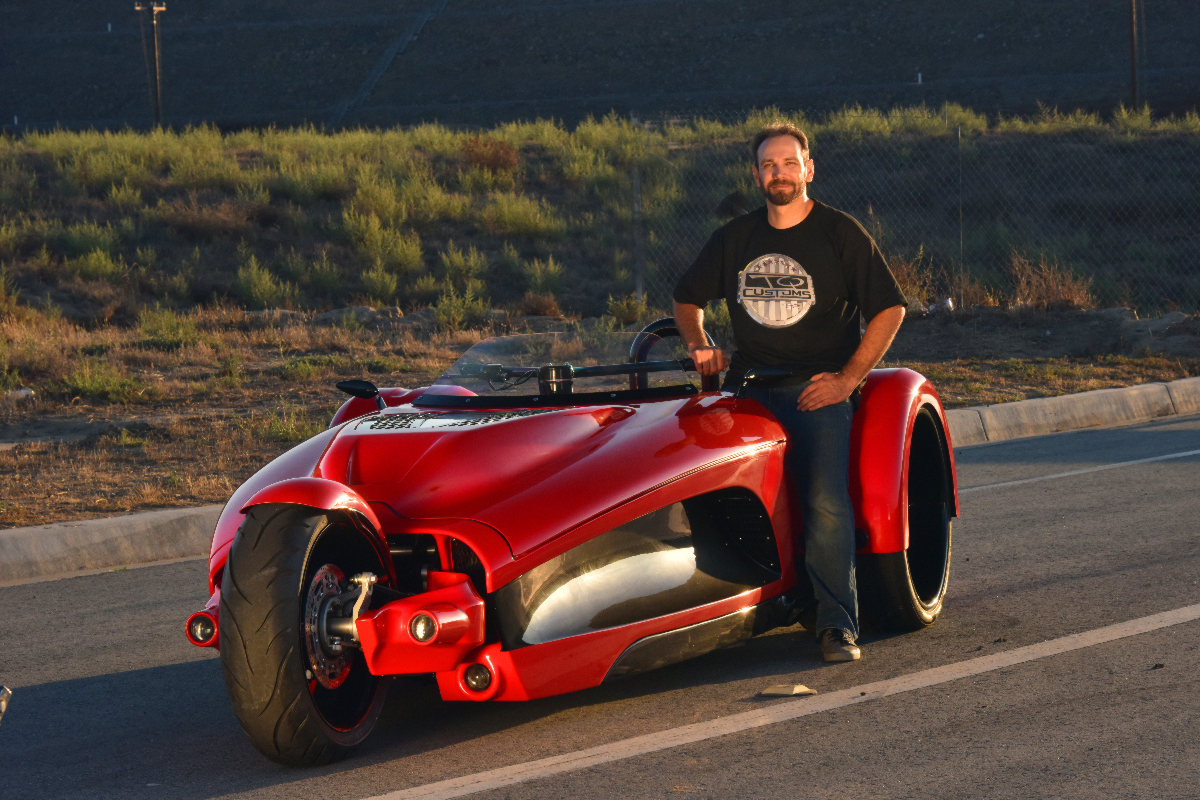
[360,409,554,431]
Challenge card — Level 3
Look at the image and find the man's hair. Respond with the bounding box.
[750,123,810,166]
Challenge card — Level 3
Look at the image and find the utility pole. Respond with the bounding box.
[136,2,167,126]
[1128,0,1139,108]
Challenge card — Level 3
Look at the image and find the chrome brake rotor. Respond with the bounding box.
[304,564,352,690]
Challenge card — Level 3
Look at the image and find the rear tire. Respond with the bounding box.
[861,406,953,631]
[219,504,388,766]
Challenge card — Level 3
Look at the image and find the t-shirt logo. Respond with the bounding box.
[737,254,814,328]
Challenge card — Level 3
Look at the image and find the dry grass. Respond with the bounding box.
[2,271,1197,530]
[895,354,1200,408]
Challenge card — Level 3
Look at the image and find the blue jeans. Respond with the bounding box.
[742,382,859,639]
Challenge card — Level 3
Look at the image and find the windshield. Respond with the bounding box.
[422,330,698,407]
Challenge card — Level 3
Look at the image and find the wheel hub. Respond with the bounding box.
[305,564,352,689]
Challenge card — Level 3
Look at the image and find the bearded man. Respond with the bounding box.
[672,122,907,662]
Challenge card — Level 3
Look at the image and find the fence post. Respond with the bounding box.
[631,162,646,304]
[957,126,963,269]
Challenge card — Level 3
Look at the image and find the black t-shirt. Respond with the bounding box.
[673,200,907,383]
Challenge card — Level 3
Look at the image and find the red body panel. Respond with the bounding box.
[196,367,957,704]
[435,584,782,702]
[239,476,384,533]
[850,368,960,554]
[206,425,342,593]
[355,572,486,675]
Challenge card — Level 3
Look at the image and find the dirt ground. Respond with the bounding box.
[2,306,1198,531]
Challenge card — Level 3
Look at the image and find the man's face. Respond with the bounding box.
[753,136,813,207]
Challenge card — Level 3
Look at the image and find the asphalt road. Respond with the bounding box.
[2,415,1198,800]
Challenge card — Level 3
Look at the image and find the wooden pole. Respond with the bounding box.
[1129,0,1139,108]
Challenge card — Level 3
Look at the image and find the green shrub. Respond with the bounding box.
[342,209,424,276]
[433,283,491,332]
[607,293,647,325]
[107,180,143,211]
[276,354,350,381]
[524,256,563,294]
[0,266,20,315]
[558,145,617,188]
[250,409,325,443]
[68,249,126,282]
[483,192,566,237]
[439,241,488,290]
[61,359,145,403]
[233,254,300,308]
[360,262,398,304]
[137,304,200,350]
[408,273,441,306]
[56,221,120,257]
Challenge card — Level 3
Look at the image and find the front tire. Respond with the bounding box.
[861,406,953,631]
[219,504,388,766]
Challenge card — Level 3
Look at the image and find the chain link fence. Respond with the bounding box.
[624,114,1200,315]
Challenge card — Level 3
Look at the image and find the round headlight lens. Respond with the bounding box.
[464,663,492,692]
[189,614,215,643]
[409,613,436,642]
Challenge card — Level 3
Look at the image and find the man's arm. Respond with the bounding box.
[798,304,905,412]
[672,301,729,377]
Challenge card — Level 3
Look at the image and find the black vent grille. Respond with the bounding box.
[360,409,554,431]
[360,413,441,430]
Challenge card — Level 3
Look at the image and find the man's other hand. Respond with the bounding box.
[689,345,729,377]
[798,371,855,411]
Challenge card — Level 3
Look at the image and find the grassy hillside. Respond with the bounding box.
[3,104,1198,333]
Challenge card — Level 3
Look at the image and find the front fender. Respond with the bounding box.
[240,476,384,533]
[852,368,959,554]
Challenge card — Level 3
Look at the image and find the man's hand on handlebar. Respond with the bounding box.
[688,345,728,377]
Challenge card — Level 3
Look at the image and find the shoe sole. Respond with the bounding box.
[822,650,861,662]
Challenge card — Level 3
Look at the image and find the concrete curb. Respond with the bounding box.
[2,376,1199,580]
[945,376,1200,448]
[0,504,223,583]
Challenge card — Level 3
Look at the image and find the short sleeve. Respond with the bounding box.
[836,214,907,322]
[673,228,726,307]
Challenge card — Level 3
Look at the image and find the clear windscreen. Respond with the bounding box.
[432,331,695,399]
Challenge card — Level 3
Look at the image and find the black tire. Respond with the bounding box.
[861,406,953,631]
[218,504,388,766]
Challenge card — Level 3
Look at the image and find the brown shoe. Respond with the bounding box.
[819,629,861,662]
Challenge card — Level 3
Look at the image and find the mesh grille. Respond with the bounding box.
[359,409,554,431]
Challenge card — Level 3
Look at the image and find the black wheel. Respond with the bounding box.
[219,504,389,766]
[861,406,953,631]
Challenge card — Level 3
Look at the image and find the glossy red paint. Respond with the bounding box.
[206,425,341,592]
[239,476,384,532]
[320,394,787,562]
[434,585,782,702]
[199,362,955,705]
[184,583,221,648]
[850,368,959,554]
[355,571,485,675]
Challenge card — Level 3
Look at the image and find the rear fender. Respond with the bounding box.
[852,368,959,554]
[240,477,395,584]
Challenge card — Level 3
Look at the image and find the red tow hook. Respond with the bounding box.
[185,585,221,648]
[355,572,485,675]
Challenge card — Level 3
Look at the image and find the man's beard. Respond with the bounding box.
[761,179,804,207]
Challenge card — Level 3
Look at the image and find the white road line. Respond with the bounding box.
[364,602,1200,800]
[959,448,1200,494]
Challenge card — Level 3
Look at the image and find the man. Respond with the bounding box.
[672,122,906,663]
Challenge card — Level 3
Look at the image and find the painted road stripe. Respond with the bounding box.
[365,602,1200,800]
[960,448,1200,494]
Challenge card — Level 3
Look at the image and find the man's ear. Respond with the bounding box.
[751,164,761,185]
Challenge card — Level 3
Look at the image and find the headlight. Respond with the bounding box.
[464,663,492,692]
[409,613,436,642]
